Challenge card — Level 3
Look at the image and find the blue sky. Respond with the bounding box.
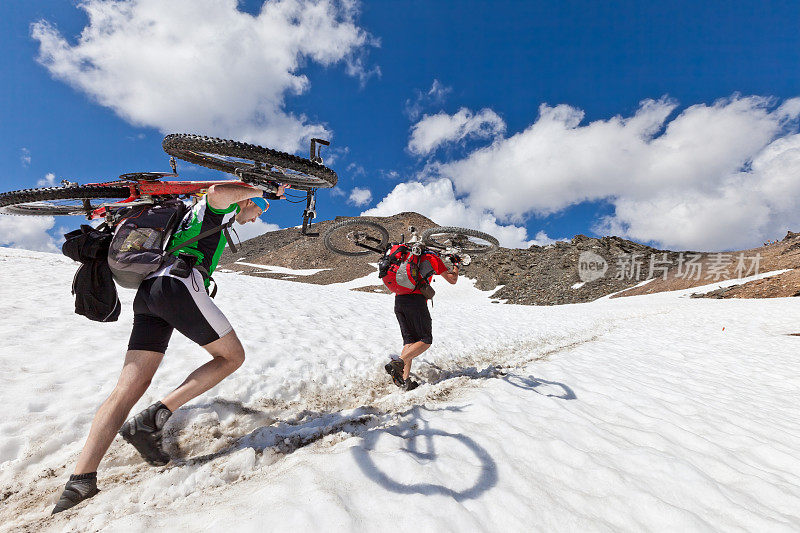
[1,0,799,252]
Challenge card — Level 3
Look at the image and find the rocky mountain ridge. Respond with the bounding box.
[219,212,800,305]
[219,213,675,305]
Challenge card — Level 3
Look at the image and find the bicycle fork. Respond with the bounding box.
[302,188,317,235]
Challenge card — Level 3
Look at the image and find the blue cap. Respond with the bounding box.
[251,196,268,212]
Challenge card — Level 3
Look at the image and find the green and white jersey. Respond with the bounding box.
[167,196,239,285]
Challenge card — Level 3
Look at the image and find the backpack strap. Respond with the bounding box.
[411,252,436,293]
[186,263,217,298]
[194,264,211,279]
[164,218,237,255]
[224,225,240,254]
[392,244,409,264]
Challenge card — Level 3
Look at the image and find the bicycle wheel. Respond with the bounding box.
[323,219,389,256]
[0,185,131,216]
[421,226,499,254]
[163,134,337,190]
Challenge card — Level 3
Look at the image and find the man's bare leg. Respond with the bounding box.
[160,330,245,411]
[400,341,431,380]
[74,350,164,474]
[116,331,245,467]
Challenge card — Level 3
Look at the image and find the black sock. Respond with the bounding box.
[69,472,97,482]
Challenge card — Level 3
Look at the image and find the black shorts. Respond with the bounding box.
[394,293,433,345]
[128,267,233,353]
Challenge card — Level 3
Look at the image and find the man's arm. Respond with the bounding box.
[262,184,287,201]
[441,263,459,284]
[206,183,263,210]
[426,254,457,285]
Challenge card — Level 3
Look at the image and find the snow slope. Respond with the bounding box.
[1,247,799,532]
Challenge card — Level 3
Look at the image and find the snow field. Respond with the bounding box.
[1,247,800,531]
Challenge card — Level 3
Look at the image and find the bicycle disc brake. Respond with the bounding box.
[346,230,367,244]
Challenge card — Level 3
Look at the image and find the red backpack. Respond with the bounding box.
[379,244,427,295]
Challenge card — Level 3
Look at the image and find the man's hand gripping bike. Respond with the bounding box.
[322,218,500,264]
[0,134,337,234]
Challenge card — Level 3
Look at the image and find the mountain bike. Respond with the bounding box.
[0,134,337,234]
[322,218,499,264]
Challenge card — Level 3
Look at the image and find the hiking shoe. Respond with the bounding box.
[384,359,405,387]
[51,473,99,514]
[404,379,419,392]
[119,402,172,466]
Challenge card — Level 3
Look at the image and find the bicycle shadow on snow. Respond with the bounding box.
[167,404,500,502]
[165,403,384,467]
[160,333,586,469]
[165,383,572,502]
[345,376,574,499]
[163,368,576,467]
[501,375,576,400]
[417,362,577,401]
[350,405,498,501]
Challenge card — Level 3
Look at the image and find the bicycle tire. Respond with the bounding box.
[163,134,338,190]
[0,185,132,216]
[421,226,499,254]
[323,219,389,256]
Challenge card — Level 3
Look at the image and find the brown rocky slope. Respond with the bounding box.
[219,213,800,305]
[614,231,800,300]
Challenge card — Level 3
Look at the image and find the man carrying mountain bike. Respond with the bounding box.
[323,219,498,392]
[385,250,460,391]
[52,182,285,514]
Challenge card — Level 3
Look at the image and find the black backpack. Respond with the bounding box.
[107,200,188,289]
[107,199,237,290]
[62,225,121,322]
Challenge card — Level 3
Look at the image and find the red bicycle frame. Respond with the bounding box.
[87,177,253,219]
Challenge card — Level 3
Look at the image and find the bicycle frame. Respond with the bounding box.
[83,177,251,220]
[349,236,446,257]
[347,229,474,269]
[351,239,387,254]
[80,171,322,234]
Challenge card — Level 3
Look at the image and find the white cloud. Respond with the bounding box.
[424,95,800,250]
[428,79,451,101]
[361,179,540,249]
[530,231,561,246]
[32,0,374,152]
[320,145,349,166]
[0,216,60,253]
[347,187,372,206]
[37,173,57,187]
[346,162,366,177]
[20,148,31,167]
[594,132,800,250]
[408,107,506,156]
[233,218,281,243]
[379,169,400,181]
[343,52,381,87]
[405,79,452,120]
